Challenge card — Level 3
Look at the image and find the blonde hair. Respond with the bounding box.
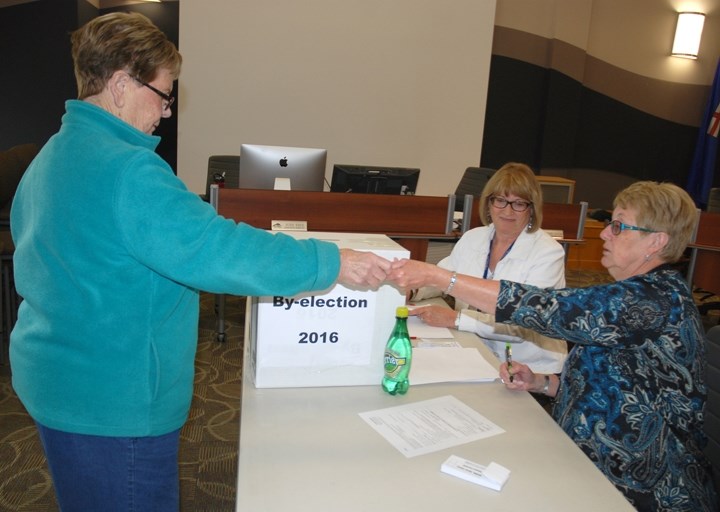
[478,162,543,232]
[71,12,182,99]
[613,181,697,262]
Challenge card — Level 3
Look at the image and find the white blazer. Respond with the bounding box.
[415,224,568,374]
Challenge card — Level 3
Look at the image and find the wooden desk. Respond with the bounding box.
[687,211,720,294]
[235,301,634,512]
[213,187,457,261]
[567,219,605,271]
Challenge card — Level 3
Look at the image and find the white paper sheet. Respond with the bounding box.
[416,340,462,348]
[407,315,453,339]
[359,395,505,457]
[410,347,498,385]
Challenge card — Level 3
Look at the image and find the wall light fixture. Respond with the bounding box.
[672,12,705,59]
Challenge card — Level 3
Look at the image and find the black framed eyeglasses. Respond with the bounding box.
[133,77,175,111]
[607,219,656,236]
[489,196,532,212]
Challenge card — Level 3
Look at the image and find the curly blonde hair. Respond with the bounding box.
[613,181,697,262]
[71,12,182,99]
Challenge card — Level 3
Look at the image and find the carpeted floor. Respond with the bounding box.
[0,294,246,512]
[0,268,717,511]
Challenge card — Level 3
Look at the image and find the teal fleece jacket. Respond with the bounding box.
[10,100,340,436]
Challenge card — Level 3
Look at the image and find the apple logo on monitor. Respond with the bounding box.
[279,157,288,167]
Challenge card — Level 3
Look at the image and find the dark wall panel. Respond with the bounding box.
[481,55,549,170]
[0,0,179,172]
[539,72,583,168]
[575,89,700,185]
[0,0,80,152]
[481,54,713,191]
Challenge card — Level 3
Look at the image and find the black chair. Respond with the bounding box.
[706,325,720,495]
[0,143,39,364]
[201,155,240,201]
[453,166,495,212]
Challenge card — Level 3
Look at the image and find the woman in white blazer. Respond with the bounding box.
[412,162,567,375]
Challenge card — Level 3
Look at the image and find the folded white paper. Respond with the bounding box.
[441,455,510,491]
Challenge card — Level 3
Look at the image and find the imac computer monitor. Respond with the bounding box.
[239,144,327,191]
[330,164,420,195]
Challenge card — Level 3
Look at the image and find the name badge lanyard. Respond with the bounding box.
[483,235,516,279]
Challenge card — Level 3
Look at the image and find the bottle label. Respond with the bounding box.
[384,350,407,379]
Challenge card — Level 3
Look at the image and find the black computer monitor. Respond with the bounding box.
[239,144,327,191]
[330,164,420,195]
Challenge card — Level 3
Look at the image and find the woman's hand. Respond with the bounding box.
[409,305,457,328]
[499,360,541,392]
[338,249,391,289]
[388,259,447,292]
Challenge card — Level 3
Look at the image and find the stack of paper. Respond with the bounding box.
[411,347,498,384]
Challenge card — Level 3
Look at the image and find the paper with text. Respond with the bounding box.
[359,395,505,457]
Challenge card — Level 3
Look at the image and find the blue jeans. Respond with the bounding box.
[35,422,180,512]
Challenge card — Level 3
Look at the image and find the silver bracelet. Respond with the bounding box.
[543,374,551,395]
[444,271,457,295]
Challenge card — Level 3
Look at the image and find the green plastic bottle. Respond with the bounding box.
[382,306,412,395]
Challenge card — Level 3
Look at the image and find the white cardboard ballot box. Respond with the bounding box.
[247,231,409,388]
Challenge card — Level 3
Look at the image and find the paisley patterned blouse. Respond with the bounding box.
[495,265,718,512]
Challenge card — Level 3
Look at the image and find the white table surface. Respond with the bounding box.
[235,300,634,512]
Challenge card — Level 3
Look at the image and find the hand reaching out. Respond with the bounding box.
[337,249,392,289]
[387,258,444,291]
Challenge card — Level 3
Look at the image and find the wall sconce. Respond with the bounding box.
[672,12,705,59]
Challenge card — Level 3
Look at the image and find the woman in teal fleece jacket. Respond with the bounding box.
[9,12,390,512]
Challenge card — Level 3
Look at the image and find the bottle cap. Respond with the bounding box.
[395,306,409,318]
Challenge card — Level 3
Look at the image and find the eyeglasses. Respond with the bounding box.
[489,196,532,212]
[607,219,656,236]
[133,77,175,111]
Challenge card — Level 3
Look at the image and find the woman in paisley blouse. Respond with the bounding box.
[388,181,718,512]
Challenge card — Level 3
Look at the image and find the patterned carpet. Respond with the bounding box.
[0,269,717,511]
[0,294,246,512]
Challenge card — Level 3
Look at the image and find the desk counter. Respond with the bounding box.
[235,302,634,511]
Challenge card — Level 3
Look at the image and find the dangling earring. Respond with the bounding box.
[526,213,533,231]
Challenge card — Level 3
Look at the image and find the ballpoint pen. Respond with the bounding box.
[505,343,513,382]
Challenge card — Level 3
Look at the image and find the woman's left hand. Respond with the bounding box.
[499,361,538,392]
[409,305,457,328]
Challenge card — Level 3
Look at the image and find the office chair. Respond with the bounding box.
[705,325,720,495]
[708,188,720,213]
[202,155,240,201]
[453,167,496,212]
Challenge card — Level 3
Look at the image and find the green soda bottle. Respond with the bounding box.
[382,306,412,395]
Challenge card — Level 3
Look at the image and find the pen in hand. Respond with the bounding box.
[505,343,513,382]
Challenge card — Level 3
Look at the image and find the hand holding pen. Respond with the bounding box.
[499,360,538,392]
